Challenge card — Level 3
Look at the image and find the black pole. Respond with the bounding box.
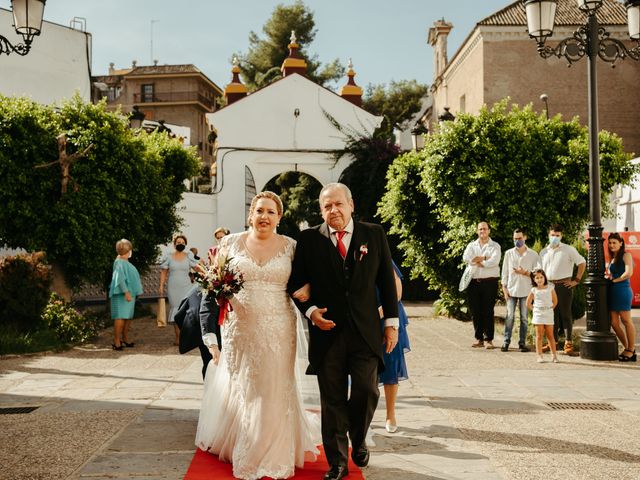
[580,13,618,360]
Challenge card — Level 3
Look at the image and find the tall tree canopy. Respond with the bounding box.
[0,95,200,288]
[362,80,429,139]
[235,1,344,90]
[379,100,637,318]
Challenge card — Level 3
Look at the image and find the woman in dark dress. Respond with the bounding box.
[607,233,636,362]
[379,262,411,432]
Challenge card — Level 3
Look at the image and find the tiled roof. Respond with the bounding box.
[128,64,202,75]
[479,0,628,27]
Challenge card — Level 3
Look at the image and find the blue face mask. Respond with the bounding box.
[514,239,525,248]
[549,236,561,247]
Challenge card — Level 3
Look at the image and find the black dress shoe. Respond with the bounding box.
[324,464,348,480]
[352,445,370,467]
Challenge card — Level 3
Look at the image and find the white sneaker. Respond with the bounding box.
[552,356,559,363]
[537,355,544,363]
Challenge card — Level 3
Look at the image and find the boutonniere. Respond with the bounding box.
[358,243,368,261]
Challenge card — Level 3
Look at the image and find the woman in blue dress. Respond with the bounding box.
[109,239,143,351]
[160,235,200,346]
[607,233,636,362]
[379,261,411,432]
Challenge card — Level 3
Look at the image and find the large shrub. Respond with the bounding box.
[41,293,101,344]
[0,252,51,331]
[0,95,200,288]
[379,101,636,319]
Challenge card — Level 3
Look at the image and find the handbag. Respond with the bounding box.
[459,265,476,292]
[156,298,167,327]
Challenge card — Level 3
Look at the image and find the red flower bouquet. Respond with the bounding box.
[195,253,244,325]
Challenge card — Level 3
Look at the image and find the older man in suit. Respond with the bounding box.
[289,182,398,480]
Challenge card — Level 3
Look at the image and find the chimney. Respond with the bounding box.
[224,57,248,105]
[281,31,308,77]
[339,59,363,107]
[108,62,115,75]
[428,19,453,80]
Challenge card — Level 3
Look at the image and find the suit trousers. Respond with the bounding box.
[467,278,498,341]
[198,344,213,380]
[316,320,380,467]
[552,281,573,342]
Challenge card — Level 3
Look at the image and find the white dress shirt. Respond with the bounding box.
[539,243,586,280]
[462,238,501,279]
[501,247,540,298]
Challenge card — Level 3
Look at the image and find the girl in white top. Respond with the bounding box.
[527,269,559,363]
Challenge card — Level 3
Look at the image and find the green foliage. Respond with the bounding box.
[362,80,429,139]
[338,135,400,222]
[379,100,637,318]
[0,253,52,332]
[264,171,322,239]
[0,95,200,288]
[41,293,101,344]
[234,1,345,90]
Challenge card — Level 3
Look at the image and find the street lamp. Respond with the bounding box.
[540,93,550,120]
[411,123,429,150]
[128,106,145,129]
[438,107,455,123]
[0,0,46,56]
[523,0,640,360]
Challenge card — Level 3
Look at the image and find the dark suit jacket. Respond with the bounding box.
[288,221,398,372]
[174,287,221,354]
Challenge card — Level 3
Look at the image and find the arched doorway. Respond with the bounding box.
[263,171,323,240]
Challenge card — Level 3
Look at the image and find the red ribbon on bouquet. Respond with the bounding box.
[217,298,233,326]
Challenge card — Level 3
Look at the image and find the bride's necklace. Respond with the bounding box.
[243,232,283,266]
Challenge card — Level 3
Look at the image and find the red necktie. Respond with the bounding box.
[335,231,347,259]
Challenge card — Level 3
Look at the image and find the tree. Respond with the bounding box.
[362,80,429,139]
[0,95,200,289]
[264,171,322,239]
[235,1,344,90]
[378,100,637,318]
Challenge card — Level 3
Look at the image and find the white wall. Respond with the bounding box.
[0,9,91,104]
[612,157,640,232]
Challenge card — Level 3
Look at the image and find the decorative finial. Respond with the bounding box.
[290,30,297,44]
[233,56,239,66]
[348,58,353,70]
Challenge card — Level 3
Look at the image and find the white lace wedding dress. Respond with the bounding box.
[195,232,321,480]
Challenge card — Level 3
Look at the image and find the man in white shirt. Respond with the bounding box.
[501,229,539,352]
[539,224,586,355]
[463,222,502,349]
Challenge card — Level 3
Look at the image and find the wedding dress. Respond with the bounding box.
[195,232,321,480]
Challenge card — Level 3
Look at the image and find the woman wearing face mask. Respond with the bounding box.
[160,235,200,345]
[109,239,143,351]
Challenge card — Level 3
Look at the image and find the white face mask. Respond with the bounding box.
[128,251,133,259]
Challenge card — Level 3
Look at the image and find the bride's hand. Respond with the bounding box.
[292,283,311,302]
[209,345,220,364]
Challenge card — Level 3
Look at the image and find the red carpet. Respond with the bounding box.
[184,446,364,479]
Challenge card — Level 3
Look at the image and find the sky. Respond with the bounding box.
[3,0,512,89]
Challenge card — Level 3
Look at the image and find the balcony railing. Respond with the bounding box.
[133,91,215,109]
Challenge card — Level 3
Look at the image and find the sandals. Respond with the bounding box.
[619,349,637,362]
[122,341,135,348]
[112,344,123,351]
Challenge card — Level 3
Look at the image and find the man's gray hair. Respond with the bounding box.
[319,182,352,202]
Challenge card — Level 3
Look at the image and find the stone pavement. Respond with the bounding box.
[0,304,638,480]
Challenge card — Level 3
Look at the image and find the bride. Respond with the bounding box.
[195,191,321,480]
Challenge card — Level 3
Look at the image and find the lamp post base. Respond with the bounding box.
[579,331,618,360]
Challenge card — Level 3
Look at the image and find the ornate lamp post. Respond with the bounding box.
[0,0,47,56]
[523,0,640,360]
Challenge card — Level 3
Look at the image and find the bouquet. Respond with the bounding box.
[195,253,245,325]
